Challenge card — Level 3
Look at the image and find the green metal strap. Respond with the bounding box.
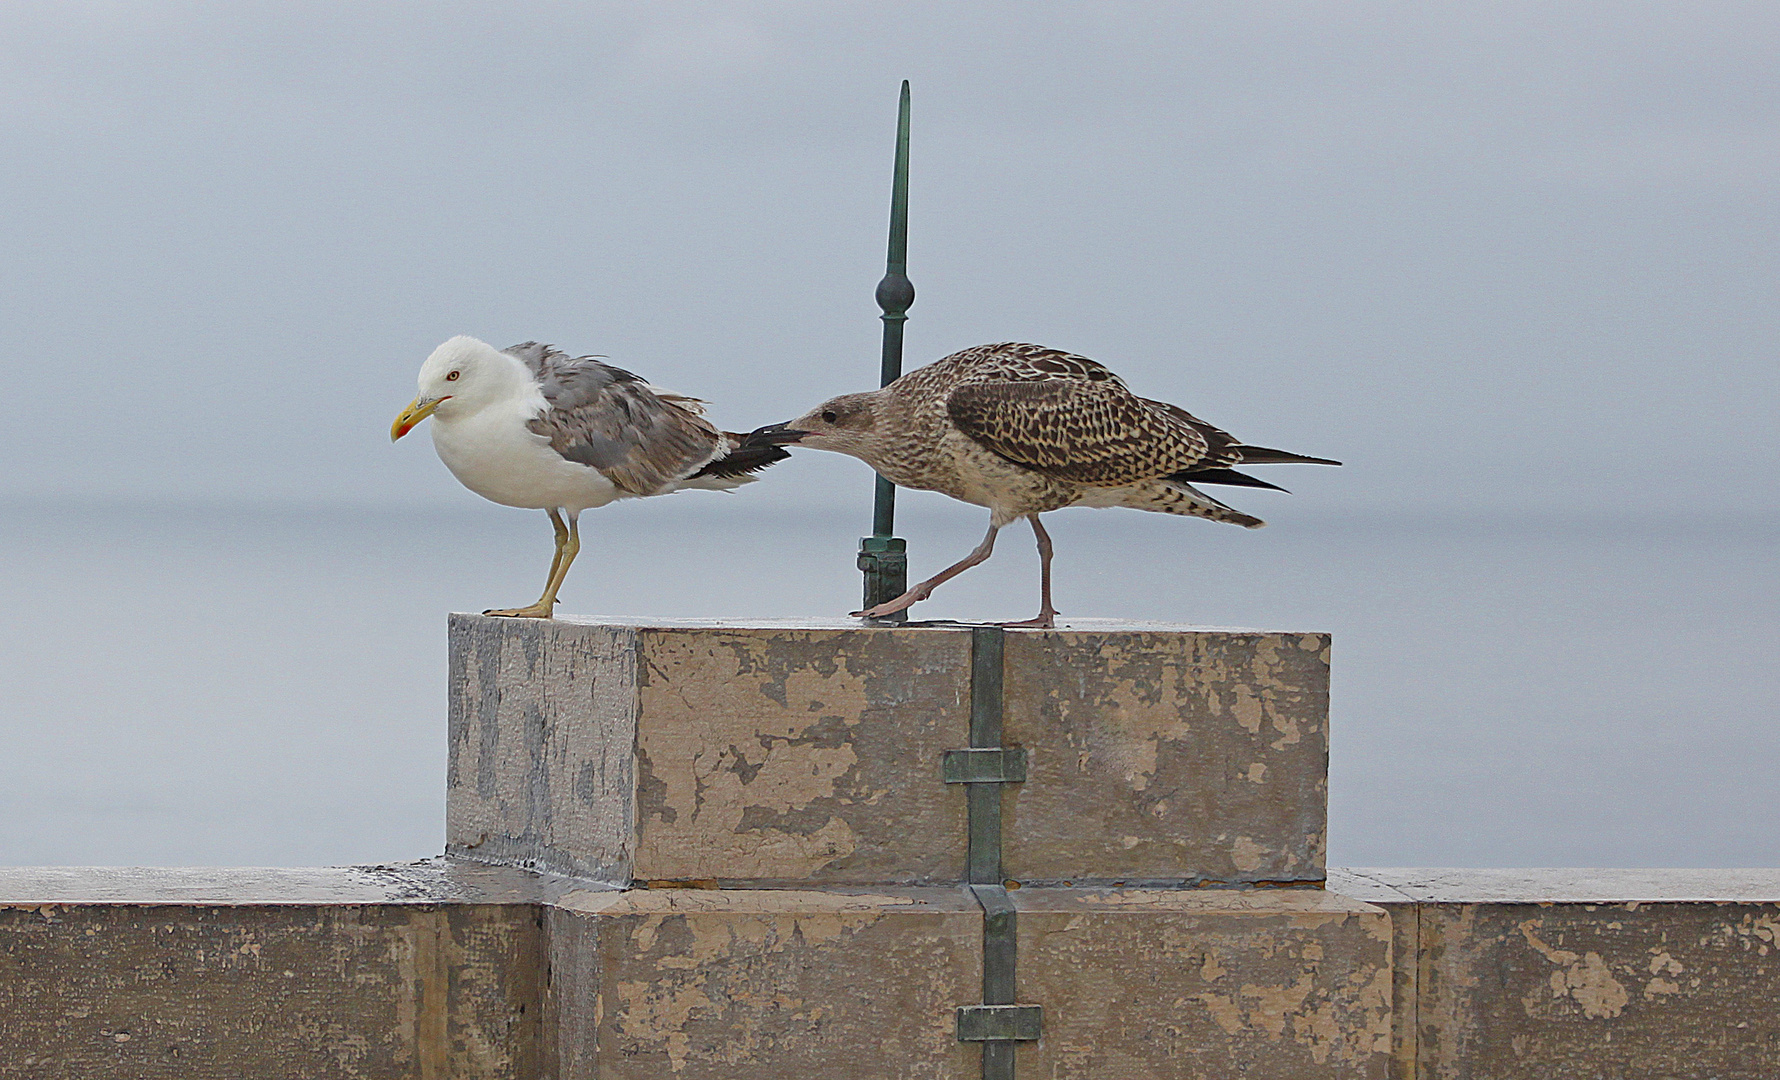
[943,747,1028,784]
[956,1004,1043,1042]
[973,884,1018,1003]
[967,626,1006,885]
[956,627,1042,1074]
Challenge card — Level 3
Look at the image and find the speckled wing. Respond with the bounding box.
[1143,399,1243,468]
[505,342,722,496]
[945,357,1218,486]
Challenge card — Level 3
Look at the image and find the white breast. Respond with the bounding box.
[430,398,620,512]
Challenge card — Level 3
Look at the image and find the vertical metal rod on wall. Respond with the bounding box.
[858,80,913,617]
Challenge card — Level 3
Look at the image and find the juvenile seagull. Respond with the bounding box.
[755,342,1338,627]
[392,336,787,618]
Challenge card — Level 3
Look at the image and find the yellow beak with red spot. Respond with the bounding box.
[390,396,449,441]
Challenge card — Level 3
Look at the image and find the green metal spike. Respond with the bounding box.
[859,81,913,616]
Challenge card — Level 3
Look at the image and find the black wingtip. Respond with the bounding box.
[1169,467,1290,492]
[1234,444,1342,467]
[691,439,791,480]
[691,424,809,480]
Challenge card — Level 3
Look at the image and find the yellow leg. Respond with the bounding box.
[486,509,575,619]
[538,513,581,610]
[541,509,568,587]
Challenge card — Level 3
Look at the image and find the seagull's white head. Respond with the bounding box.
[391,336,530,440]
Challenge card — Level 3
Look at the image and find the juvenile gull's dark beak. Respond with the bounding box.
[745,422,809,446]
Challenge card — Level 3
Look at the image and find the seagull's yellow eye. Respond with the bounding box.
[821,410,837,423]
[446,371,461,381]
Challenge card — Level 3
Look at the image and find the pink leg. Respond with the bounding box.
[997,515,1058,628]
[852,523,1000,620]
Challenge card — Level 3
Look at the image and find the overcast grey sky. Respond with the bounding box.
[1,1,1775,517]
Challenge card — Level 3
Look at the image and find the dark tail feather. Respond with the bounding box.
[1234,444,1341,467]
[1169,467,1288,492]
[692,433,791,479]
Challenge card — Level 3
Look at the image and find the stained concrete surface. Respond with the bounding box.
[0,897,542,1080]
[1014,886,1391,1079]
[7,869,1780,1075]
[1003,629,1328,884]
[1333,868,1780,1080]
[0,861,599,907]
[547,886,982,1080]
[10,604,1780,1077]
[448,616,1328,887]
[0,871,984,1080]
[447,618,642,882]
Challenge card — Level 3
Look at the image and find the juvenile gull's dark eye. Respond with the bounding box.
[821,410,837,423]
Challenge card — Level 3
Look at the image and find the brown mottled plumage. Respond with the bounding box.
[755,342,1338,626]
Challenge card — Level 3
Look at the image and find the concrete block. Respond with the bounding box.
[1002,628,1329,884]
[542,886,982,1080]
[0,869,1397,1080]
[0,864,549,1080]
[1332,868,1780,1080]
[1013,886,1392,1079]
[448,615,973,885]
[448,616,1329,886]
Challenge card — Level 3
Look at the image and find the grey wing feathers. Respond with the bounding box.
[505,341,645,404]
[505,342,723,496]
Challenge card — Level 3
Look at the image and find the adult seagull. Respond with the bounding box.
[392,336,787,618]
[749,342,1338,627]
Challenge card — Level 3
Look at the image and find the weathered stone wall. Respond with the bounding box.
[0,868,1396,1080]
[1001,629,1329,885]
[1332,868,1780,1080]
[448,618,642,882]
[11,866,1780,1078]
[447,616,1329,888]
[543,886,982,1079]
[0,864,554,1080]
[9,620,1778,1079]
[1012,886,1391,1078]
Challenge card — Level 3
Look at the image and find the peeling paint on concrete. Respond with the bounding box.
[447,617,977,885]
[630,627,970,883]
[577,887,979,1079]
[1231,836,1269,873]
[0,900,542,1080]
[1333,869,1780,1079]
[634,634,871,878]
[1518,920,1628,1019]
[1014,887,1391,1078]
[1001,629,1330,885]
[448,617,1333,888]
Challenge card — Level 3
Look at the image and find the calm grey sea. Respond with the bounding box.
[1,496,1774,869]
